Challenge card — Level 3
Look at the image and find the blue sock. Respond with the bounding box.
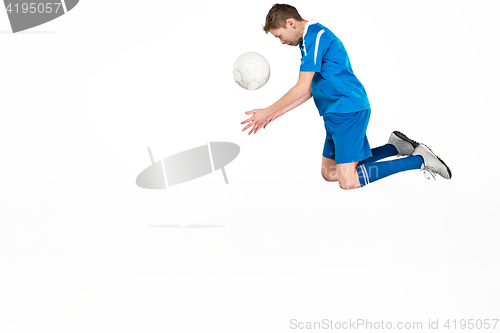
[357,155,423,186]
[359,144,398,165]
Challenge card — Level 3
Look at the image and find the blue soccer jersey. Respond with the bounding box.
[299,20,371,116]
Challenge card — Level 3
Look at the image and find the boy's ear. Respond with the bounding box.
[286,18,296,28]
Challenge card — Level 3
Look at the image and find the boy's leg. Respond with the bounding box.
[321,156,338,182]
[356,155,424,187]
[359,144,398,165]
[359,131,420,165]
[338,142,452,189]
[337,162,362,189]
[322,109,436,188]
[321,117,338,181]
[337,156,425,190]
[324,109,370,189]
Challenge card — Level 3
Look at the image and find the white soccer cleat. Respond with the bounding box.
[412,144,452,180]
[388,131,419,156]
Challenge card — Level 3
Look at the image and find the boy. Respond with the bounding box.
[241,3,451,189]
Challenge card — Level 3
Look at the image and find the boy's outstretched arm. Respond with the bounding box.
[263,86,312,129]
[241,71,315,135]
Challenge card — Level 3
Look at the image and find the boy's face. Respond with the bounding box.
[269,19,302,46]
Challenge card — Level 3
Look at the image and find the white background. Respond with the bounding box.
[1,0,499,332]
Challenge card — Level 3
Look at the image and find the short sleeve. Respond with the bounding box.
[300,28,331,72]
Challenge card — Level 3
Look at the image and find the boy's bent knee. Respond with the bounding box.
[322,174,338,182]
[338,179,360,190]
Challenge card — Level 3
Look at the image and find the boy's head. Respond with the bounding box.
[263,3,306,47]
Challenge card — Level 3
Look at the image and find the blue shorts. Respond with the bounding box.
[322,109,372,164]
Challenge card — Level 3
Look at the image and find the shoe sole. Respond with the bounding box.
[393,131,419,149]
[419,144,452,179]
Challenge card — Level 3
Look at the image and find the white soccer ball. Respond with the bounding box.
[233,52,270,90]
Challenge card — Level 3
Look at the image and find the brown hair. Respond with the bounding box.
[263,3,303,34]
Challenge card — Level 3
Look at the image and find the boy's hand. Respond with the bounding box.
[241,108,273,135]
[263,109,286,129]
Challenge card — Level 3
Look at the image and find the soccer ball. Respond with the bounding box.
[233,52,270,90]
